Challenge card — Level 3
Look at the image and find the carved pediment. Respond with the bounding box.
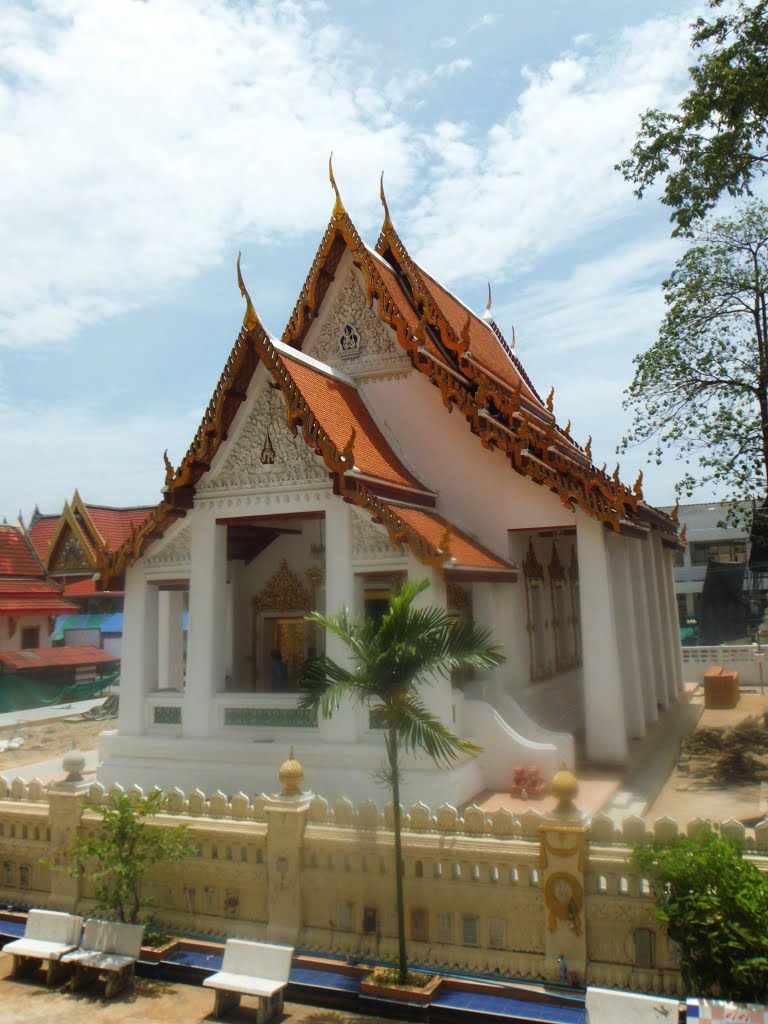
[51,531,92,572]
[200,384,328,493]
[305,269,411,380]
[253,559,312,612]
[144,523,191,567]
[351,505,398,559]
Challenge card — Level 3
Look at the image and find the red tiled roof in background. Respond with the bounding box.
[64,579,124,597]
[280,353,428,494]
[0,526,45,577]
[27,515,59,561]
[382,503,515,574]
[0,645,118,671]
[0,596,79,616]
[83,505,154,551]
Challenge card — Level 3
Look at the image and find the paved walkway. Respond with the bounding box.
[0,697,108,730]
[0,953,387,1024]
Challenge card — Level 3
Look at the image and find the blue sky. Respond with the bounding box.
[1,0,715,522]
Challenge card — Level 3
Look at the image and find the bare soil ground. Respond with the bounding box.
[647,690,768,824]
[0,715,116,775]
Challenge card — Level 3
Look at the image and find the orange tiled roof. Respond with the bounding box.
[0,526,45,577]
[84,505,154,551]
[64,578,123,597]
[28,515,59,561]
[279,353,427,494]
[382,503,515,575]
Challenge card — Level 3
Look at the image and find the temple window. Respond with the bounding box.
[436,911,452,943]
[410,908,429,941]
[489,917,506,950]
[20,627,39,650]
[363,907,378,934]
[335,900,354,931]
[461,914,479,946]
[634,928,655,969]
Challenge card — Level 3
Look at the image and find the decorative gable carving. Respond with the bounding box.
[50,531,91,572]
[351,506,399,560]
[306,270,411,380]
[200,384,328,493]
[144,523,191,567]
[253,559,312,611]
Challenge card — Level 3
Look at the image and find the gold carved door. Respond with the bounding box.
[270,618,305,685]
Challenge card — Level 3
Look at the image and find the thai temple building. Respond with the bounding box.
[98,172,683,805]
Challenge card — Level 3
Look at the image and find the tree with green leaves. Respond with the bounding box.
[618,0,768,235]
[63,790,194,924]
[298,578,505,984]
[634,829,768,1001]
[621,200,768,508]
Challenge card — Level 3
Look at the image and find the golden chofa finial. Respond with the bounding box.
[634,469,644,498]
[236,252,259,332]
[163,450,174,487]
[380,170,393,233]
[483,282,493,324]
[584,435,592,460]
[680,523,688,544]
[509,324,516,350]
[329,151,346,220]
[546,386,554,413]
[564,419,571,438]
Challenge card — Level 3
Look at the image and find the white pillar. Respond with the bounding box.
[640,535,667,711]
[225,578,234,686]
[118,564,159,735]
[658,541,684,698]
[407,554,453,729]
[575,509,628,763]
[157,590,185,691]
[318,500,360,742]
[471,582,513,695]
[649,533,676,707]
[628,537,659,727]
[184,507,227,738]
[608,533,645,740]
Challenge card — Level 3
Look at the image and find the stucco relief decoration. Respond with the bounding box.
[202,385,328,492]
[253,559,312,612]
[52,534,89,572]
[144,524,191,567]
[351,506,398,559]
[308,270,410,378]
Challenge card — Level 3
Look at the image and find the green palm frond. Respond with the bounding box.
[385,692,482,765]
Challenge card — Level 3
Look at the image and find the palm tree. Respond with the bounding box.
[298,578,505,984]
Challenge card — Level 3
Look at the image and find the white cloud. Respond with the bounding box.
[408,12,696,282]
[0,395,199,517]
[0,0,416,349]
[470,13,498,31]
[434,35,457,49]
[434,58,472,78]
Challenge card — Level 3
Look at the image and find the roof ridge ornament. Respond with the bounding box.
[163,450,175,487]
[509,324,515,350]
[584,436,592,460]
[236,252,259,332]
[329,151,346,220]
[341,426,356,467]
[634,469,644,499]
[482,282,493,324]
[380,171,393,233]
[670,499,680,524]
[546,386,554,413]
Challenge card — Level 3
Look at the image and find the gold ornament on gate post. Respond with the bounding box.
[279,747,304,796]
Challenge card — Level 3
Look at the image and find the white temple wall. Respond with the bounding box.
[363,371,574,556]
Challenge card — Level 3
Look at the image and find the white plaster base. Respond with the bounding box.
[97,732,484,809]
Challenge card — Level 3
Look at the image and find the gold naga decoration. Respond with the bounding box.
[509,324,516,350]
[564,419,571,438]
[680,523,688,543]
[461,312,472,349]
[328,151,346,220]
[379,171,393,233]
[236,252,259,331]
[634,469,644,499]
[670,500,680,524]
[612,463,621,485]
[584,436,592,460]
[486,282,492,315]
[546,386,554,413]
[163,450,175,488]
[341,426,356,468]
[600,462,607,475]
[438,524,454,559]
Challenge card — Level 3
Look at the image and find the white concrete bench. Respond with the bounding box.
[203,939,293,1021]
[61,919,145,998]
[3,909,83,986]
